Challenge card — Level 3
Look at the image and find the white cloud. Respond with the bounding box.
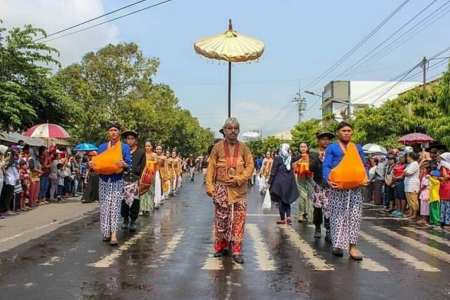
[197,101,297,138]
[0,0,120,67]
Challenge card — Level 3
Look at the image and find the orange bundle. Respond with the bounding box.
[329,142,368,189]
[92,142,123,175]
[296,160,313,177]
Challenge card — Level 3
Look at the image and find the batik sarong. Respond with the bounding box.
[297,176,314,219]
[140,174,156,212]
[124,180,139,207]
[99,178,124,237]
[329,188,363,249]
[213,184,247,255]
[312,182,330,218]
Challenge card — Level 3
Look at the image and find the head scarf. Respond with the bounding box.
[439,152,450,170]
[29,147,41,168]
[108,121,121,130]
[279,143,292,170]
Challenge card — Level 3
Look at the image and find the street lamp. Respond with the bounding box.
[304,90,355,119]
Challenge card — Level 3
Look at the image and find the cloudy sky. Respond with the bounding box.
[1,0,450,137]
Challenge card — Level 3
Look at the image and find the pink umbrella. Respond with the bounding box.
[398,133,434,145]
[23,123,70,139]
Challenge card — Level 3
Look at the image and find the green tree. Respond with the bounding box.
[290,113,338,149]
[56,42,214,153]
[0,21,80,131]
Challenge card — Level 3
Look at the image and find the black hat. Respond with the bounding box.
[121,130,138,139]
[430,148,438,154]
[316,131,335,140]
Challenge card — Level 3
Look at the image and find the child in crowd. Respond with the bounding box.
[18,160,30,211]
[418,164,431,225]
[427,170,441,226]
[56,163,65,203]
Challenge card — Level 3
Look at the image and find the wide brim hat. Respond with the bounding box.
[121,130,138,139]
[317,132,335,140]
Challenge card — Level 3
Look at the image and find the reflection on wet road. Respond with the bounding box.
[1,177,450,299]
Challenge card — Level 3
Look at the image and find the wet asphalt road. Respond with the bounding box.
[1,176,450,300]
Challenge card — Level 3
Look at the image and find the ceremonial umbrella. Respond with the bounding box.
[362,143,387,154]
[194,19,265,117]
[23,123,70,139]
[74,143,98,151]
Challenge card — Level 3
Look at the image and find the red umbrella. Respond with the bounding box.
[398,133,434,145]
[23,123,70,139]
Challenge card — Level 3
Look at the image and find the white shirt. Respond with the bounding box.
[404,161,420,193]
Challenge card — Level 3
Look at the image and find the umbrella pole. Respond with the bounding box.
[228,61,231,117]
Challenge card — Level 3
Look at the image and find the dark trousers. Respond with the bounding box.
[1,185,14,213]
[313,207,330,230]
[278,201,291,220]
[121,199,140,222]
[57,185,64,197]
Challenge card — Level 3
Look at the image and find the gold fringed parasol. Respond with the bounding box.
[194,19,265,117]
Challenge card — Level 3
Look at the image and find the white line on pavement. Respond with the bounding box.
[159,229,185,263]
[401,227,450,248]
[281,226,334,271]
[88,225,151,268]
[356,251,389,272]
[0,221,58,244]
[359,231,440,272]
[246,224,276,271]
[373,226,450,265]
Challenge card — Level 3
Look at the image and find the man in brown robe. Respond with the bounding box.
[205,117,254,264]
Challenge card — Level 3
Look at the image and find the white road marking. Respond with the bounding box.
[402,227,450,248]
[159,230,184,263]
[88,225,151,268]
[246,214,278,217]
[281,226,334,271]
[359,231,440,272]
[246,224,276,271]
[357,251,389,272]
[373,226,450,265]
[39,256,60,266]
[0,222,58,244]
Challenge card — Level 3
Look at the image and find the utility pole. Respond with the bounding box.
[421,56,427,98]
[293,84,306,124]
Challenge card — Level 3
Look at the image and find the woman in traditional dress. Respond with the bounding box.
[140,140,159,214]
[323,121,368,261]
[168,151,179,196]
[258,151,273,194]
[296,142,314,222]
[81,151,99,203]
[156,145,170,200]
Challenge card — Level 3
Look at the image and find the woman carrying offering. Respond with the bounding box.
[323,121,368,261]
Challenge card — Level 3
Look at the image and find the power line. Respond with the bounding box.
[351,46,450,104]
[302,0,410,92]
[335,0,443,80]
[344,0,450,79]
[40,0,173,44]
[35,0,150,42]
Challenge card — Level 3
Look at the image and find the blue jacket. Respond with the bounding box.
[97,141,132,182]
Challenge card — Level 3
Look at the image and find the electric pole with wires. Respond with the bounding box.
[292,85,306,124]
